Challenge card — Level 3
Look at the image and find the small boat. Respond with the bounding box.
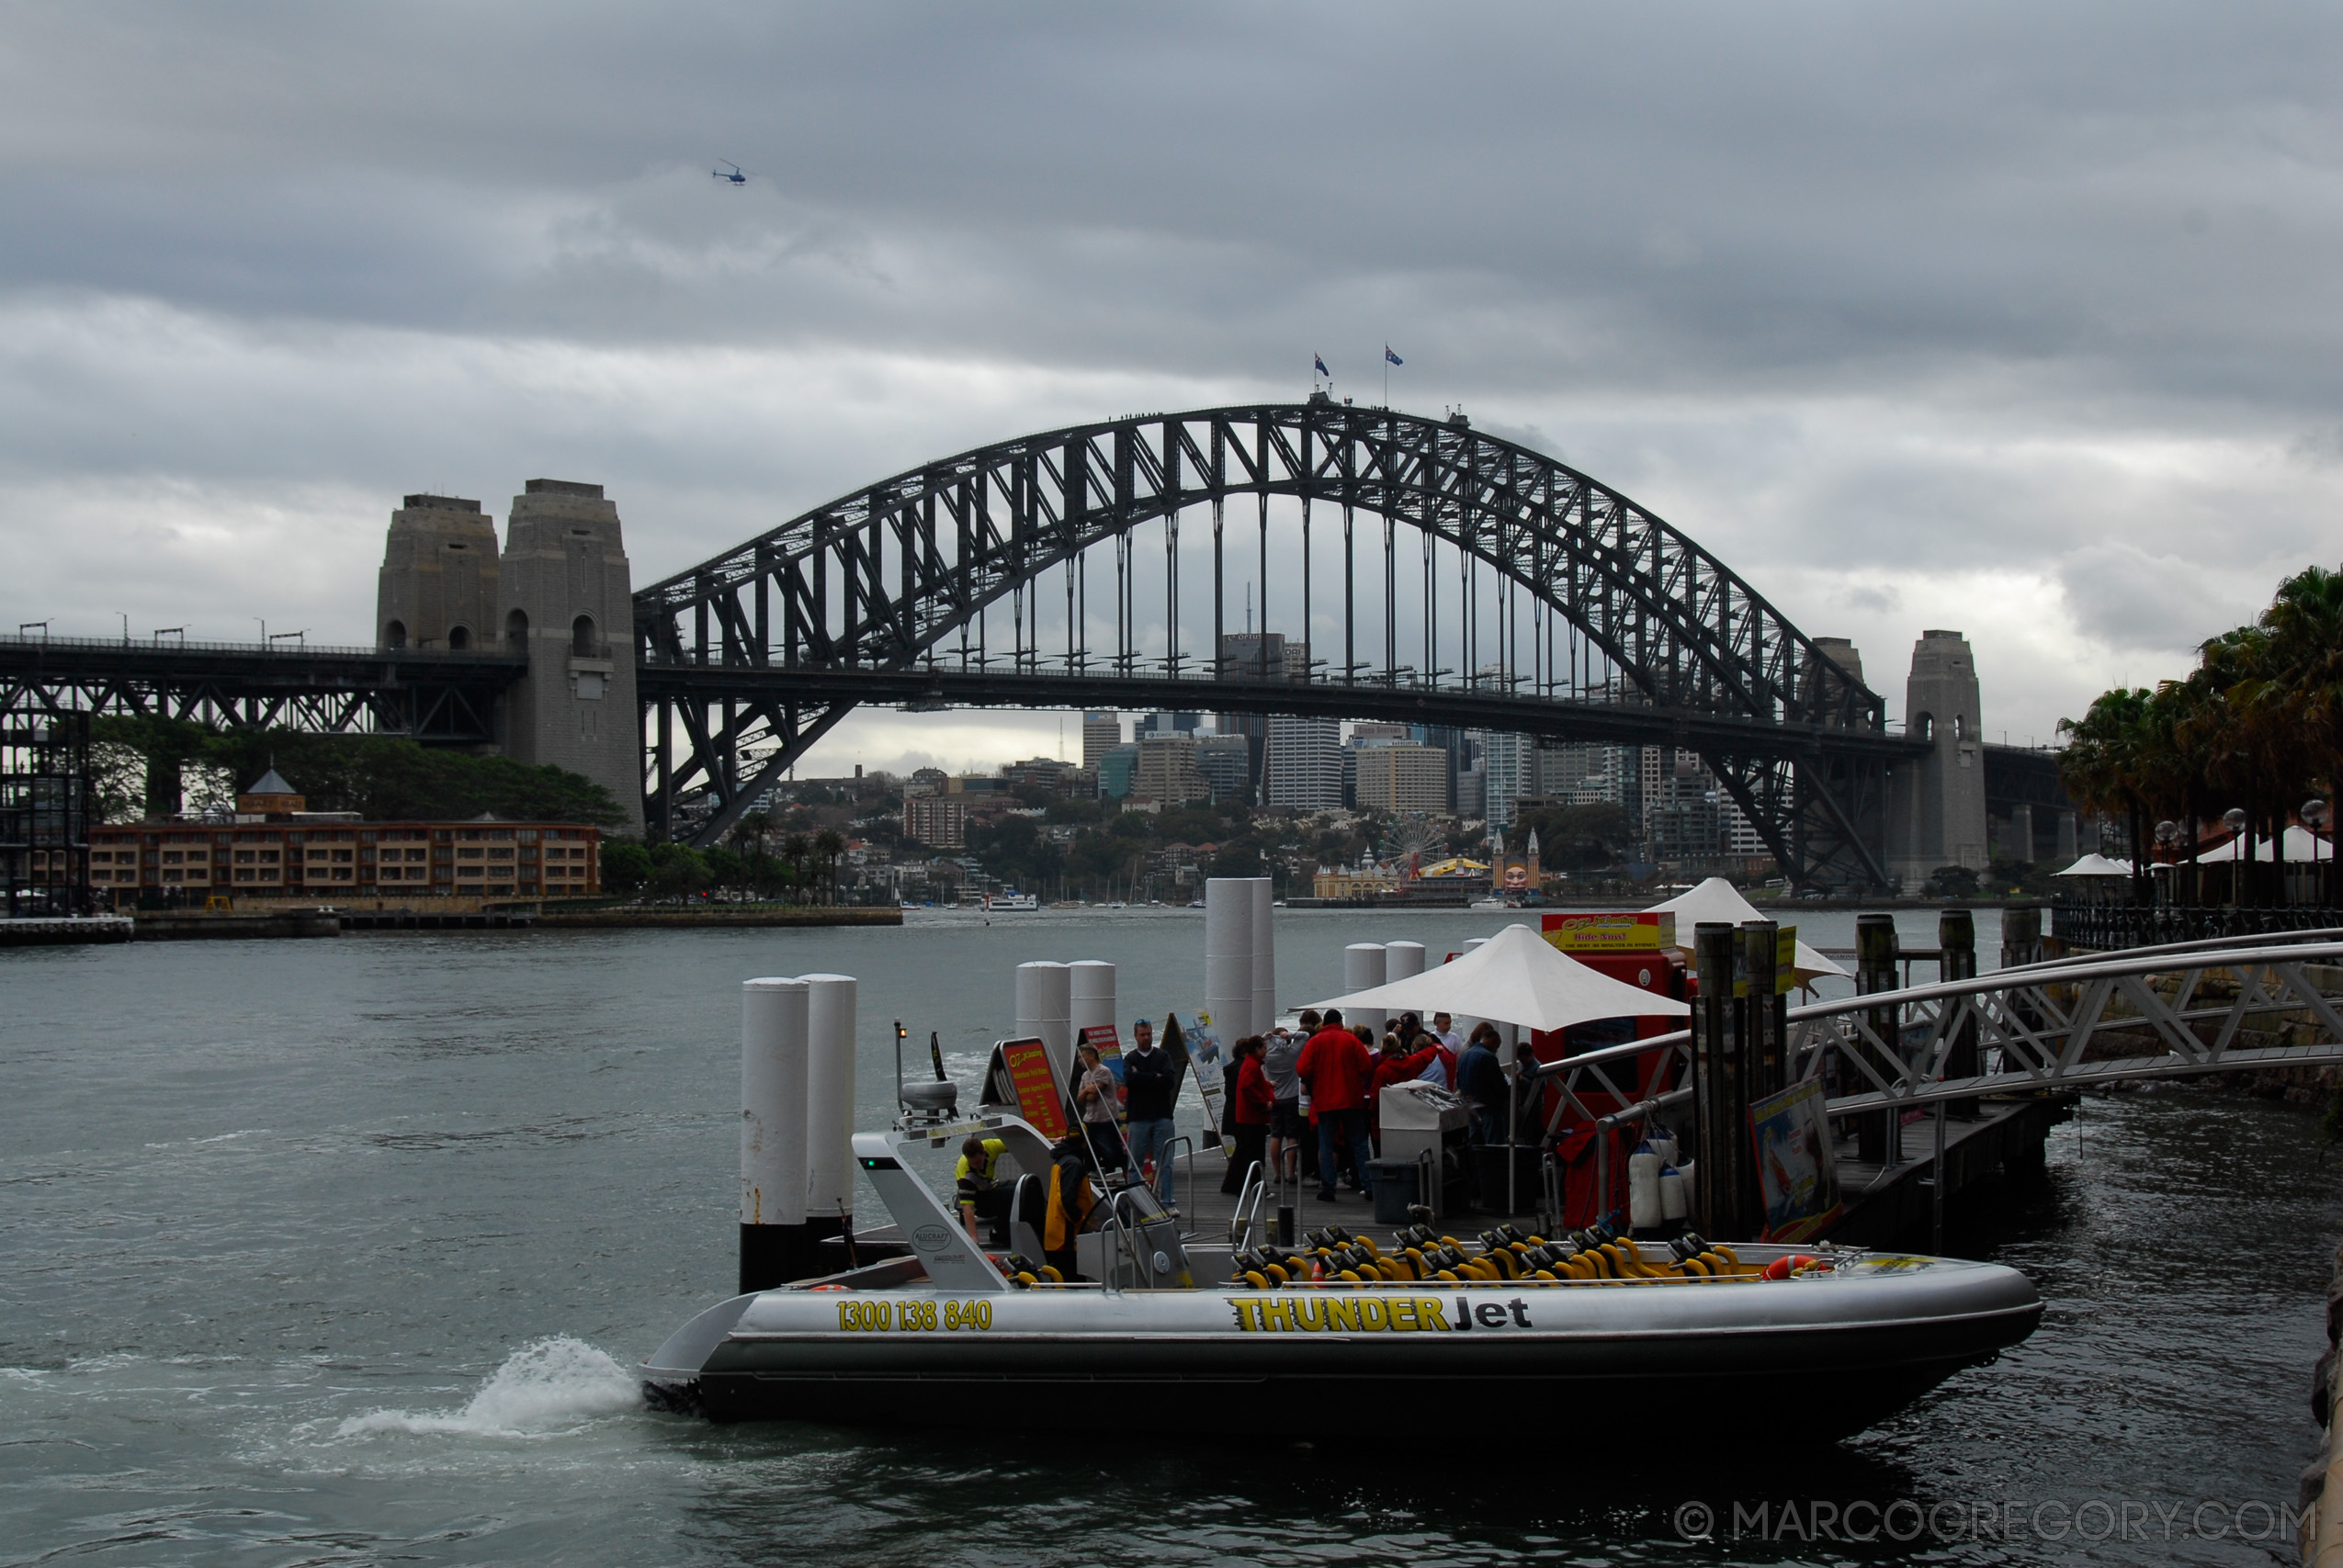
[983,892,1040,912]
[643,1111,2042,1439]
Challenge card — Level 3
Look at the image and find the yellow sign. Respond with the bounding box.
[1539,911,1676,953]
[1776,926,1799,995]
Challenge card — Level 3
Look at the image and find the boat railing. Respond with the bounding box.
[1228,1159,1267,1251]
[1160,1134,1196,1237]
[1095,1187,1184,1292]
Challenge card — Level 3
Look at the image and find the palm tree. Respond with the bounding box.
[782,833,810,903]
[813,829,844,906]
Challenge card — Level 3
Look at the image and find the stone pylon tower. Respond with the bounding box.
[497,479,644,835]
[375,495,500,650]
[1885,629,1988,887]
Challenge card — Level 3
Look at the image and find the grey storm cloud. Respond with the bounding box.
[3,1,2341,757]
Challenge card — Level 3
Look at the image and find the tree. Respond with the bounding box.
[782,833,810,900]
[601,841,652,895]
[813,829,843,905]
[88,719,628,826]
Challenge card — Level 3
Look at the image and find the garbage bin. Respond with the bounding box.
[1368,1158,1419,1226]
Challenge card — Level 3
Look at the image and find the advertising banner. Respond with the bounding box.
[1164,1010,1229,1155]
[1540,911,1677,954]
[1775,926,1799,996]
[1748,1078,1842,1242]
[1078,1022,1126,1115]
[998,1036,1069,1141]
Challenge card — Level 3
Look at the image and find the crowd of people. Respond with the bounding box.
[1222,1007,1548,1203]
[954,1006,1552,1255]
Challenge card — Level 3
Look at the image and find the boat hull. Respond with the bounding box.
[662,1253,2042,1439]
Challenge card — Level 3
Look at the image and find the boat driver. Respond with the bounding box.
[956,1135,1013,1246]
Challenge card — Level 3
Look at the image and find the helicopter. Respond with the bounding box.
[711,160,749,186]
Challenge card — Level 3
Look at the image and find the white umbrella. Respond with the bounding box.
[1313,922,1689,1033]
[2193,827,2333,863]
[1645,876,1849,985]
[2054,852,2138,876]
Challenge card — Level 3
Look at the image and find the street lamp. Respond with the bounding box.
[2306,798,2332,908]
[2223,807,2251,909]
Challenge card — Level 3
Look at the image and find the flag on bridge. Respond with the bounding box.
[1385,345,1403,366]
[1314,353,1330,379]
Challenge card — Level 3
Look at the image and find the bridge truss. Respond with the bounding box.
[0,637,523,743]
[635,400,1919,884]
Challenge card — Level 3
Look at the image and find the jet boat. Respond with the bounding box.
[643,1112,2042,1439]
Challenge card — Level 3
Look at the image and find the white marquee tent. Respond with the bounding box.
[1645,877,1850,987]
[1313,922,1690,1033]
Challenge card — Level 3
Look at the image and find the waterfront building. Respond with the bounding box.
[1313,859,1398,899]
[85,771,600,907]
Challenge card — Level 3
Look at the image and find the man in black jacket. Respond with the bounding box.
[1122,1018,1181,1210]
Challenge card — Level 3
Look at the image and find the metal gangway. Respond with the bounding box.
[1540,926,2343,1135]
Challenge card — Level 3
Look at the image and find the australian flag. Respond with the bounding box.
[1314,353,1330,378]
[1385,345,1404,367]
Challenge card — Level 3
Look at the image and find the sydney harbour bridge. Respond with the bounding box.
[1,399,1928,888]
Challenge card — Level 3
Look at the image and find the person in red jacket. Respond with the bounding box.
[1367,1032,1438,1153]
[1220,1036,1274,1195]
[1296,1008,1375,1201]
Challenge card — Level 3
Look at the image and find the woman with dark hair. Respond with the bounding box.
[1221,1035,1274,1194]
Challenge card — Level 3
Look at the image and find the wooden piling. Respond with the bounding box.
[1855,914,1901,1166]
[1693,921,1756,1238]
[1941,908,1980,1117]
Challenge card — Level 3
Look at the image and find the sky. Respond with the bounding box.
[4,3,2338,774]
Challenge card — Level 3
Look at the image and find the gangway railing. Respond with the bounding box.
[1532,931,2343,1125]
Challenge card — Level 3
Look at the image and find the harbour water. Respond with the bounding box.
[2,908,2333,1564]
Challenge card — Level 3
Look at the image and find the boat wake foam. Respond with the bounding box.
[336,1337,638,1438]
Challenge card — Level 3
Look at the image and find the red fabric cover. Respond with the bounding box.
[1552,1122,1631,1230]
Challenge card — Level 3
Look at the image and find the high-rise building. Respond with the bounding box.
[1081,712,1125,773]
[1264,716,1342,809]
[1133,736,1207,805]
[1477,732,1535,832]
[1455,764,1487,818]
[1194,735,1254,804]
[903,795,968,850]
[1354,744,1452,814]
[1135,711,1205,741]
[1217,634,1310,798]
[1098,744,1138,800]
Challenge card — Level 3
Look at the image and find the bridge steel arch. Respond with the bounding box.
[633,400,1919,886]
